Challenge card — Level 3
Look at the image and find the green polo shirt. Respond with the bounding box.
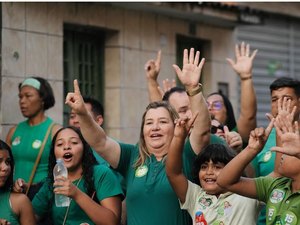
[116,139,196,225]
[32,165,123,225]
[255,176,300,225]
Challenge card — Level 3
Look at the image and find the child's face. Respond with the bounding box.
[0,150,11,187]
[199,160,225,195]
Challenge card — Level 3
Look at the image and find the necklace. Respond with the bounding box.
[62,176,83,225]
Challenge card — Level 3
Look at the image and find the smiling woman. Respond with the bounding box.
[32,126,124,225]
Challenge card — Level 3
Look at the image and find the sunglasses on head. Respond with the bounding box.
[211,124,224,134]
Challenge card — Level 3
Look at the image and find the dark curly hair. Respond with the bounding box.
[192,144,236,185]
[47,126,97,197]
[0,140,14,191]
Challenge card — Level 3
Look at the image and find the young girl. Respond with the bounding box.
[166,117,260,225]
[32,127,124,225]
[0,140,36,225]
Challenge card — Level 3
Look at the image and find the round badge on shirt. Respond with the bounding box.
[135,165,148,177]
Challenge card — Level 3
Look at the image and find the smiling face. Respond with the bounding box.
[0,150,11,188]
[143,107,175,156]
[199,160,225,195]
[54,128,84,174]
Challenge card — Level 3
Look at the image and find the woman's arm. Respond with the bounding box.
[217,120,274,198]
[74,191,121,225]
[11,193,36,225]
[65,80,121,168]
[227,42,258,142]
[173,48,210,154]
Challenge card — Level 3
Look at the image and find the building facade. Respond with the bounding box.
[1,2,300,143]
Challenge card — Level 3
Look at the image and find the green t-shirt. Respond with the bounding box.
[11,117,54,183]
[252,128,276,225]
[116,140,195,225]
[210,133,226,145]
[0,190,20,225]
[255,176,300,225]
[32,165,123,225]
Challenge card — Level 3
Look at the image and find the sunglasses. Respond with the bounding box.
[211,124,224,134]
[206,101,223,111]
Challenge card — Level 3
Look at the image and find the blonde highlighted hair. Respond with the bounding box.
[134,101,179,168]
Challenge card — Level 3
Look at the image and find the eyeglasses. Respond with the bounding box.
[207,101,223,111]
[211,124,224,134]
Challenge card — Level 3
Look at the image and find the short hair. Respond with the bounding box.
[0,140,14,191]
[83,96,104,117]
[269,77,300,97]
[162,86,186,101]
[19,76,55,110]
[192,144,236,185]
[207,92,237,131]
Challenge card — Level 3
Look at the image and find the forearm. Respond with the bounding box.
[74,190,120,225]
[78,111,107,149]
[166,136,185,178]
[238,78,257,141]
[217,146,257,188]
[189,90,211,153]
[147,78,162,102]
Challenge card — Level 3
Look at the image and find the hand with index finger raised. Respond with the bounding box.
[65,79,87,116]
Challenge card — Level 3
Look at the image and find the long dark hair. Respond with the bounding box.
[0,140,14,191]
[47,126,97,196]
[208,92,237,131]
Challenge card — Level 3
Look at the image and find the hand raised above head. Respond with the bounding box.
[145,50,161,81]
[172,48,205,90]
[65,80,87,116]
[227,42,257,79]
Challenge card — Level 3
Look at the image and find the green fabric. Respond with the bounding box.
[210,133,226,145]
[252,128,276,225]
[11,117,54,183]
[32,165,123,225]
[0,190,20,225]
[116,140,195,225]
[255,176,300,225]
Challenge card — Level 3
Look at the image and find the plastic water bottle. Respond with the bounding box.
[53,158,70,207]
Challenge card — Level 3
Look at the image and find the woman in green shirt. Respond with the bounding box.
[0,140,36,225]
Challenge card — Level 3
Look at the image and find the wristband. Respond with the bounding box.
[186,83,202,97]
[241,76,252,81]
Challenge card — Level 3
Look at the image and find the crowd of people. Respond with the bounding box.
[1,42,300,225]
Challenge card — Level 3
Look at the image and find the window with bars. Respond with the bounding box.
[63,26,105,125]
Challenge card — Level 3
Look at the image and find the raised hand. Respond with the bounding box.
[227,42,257,79]
[272,112,300,159]
[224,126,243,152]
[65,80,87,116]
[173,113,198,139]
[248,119,274,153]
[172,48,205,90]
[157,78,176,97]
[145,50,161,81]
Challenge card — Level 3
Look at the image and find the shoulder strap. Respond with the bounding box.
[26,122,55,195]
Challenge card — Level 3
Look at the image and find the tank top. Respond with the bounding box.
[11,117,54,183]
[0,190,20,225]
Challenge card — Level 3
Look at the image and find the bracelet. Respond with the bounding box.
[186,83,202,97]
[241,76,252,81]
